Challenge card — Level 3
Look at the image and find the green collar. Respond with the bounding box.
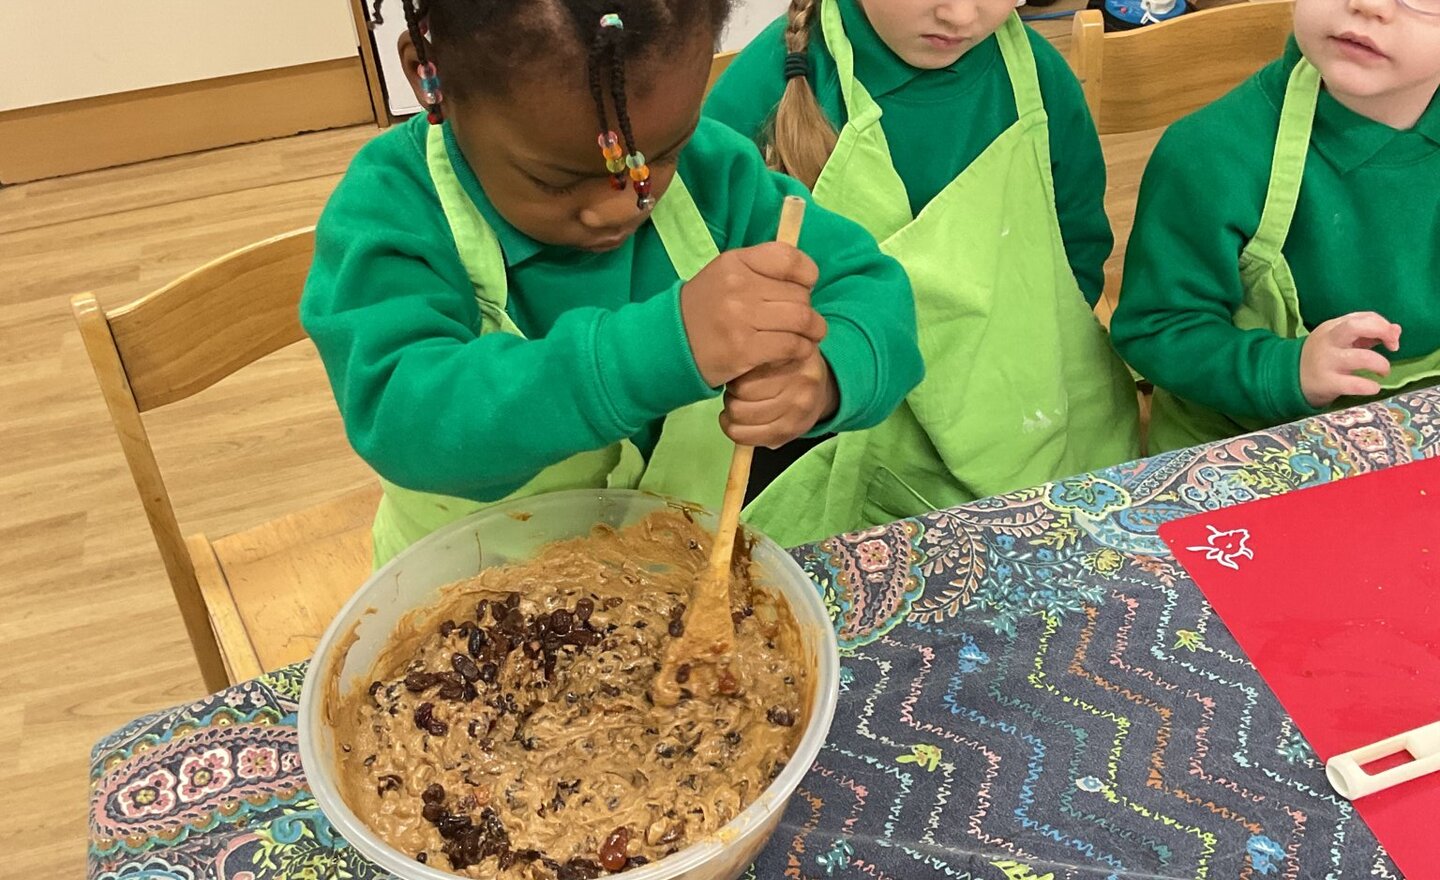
[441,121,544,266]
[838,0,991,98]
[1282,39,1440,173]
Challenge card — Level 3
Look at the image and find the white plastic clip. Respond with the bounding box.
[1326,720,1440,801]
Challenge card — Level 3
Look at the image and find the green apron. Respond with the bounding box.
[742,6,1140,548]
[1149,59,1440,453]
[370,125,732,567]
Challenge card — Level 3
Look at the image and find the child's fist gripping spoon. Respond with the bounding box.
[653,195,807,707]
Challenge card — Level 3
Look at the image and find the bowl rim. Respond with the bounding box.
[298,488,841,880]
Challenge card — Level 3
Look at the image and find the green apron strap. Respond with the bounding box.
[820,0,882,128]
[995,15,1044,120]
[648,175,720,278]
[426,124,522,334]
[811,0,914,239]
[1245,60,1321,266]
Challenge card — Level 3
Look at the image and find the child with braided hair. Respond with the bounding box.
[707,0,1140,545]
[301,0,923,565]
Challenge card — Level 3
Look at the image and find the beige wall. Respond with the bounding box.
[722,0,790,52]
[0,0,359,111]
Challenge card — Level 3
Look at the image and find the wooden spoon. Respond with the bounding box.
[653,195,807,706]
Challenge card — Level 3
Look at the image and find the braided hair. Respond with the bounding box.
[367,0,732,149]
[764,0,838,188]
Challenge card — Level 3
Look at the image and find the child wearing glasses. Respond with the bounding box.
[1110,0,1440,451]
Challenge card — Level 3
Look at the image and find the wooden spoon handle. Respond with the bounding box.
[708,195,808,580]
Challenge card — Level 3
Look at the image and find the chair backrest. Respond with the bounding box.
[1072,0,1295,135]
[709,50,738,95]
[71,227,316,692]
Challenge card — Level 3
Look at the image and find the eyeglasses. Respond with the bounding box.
[1398,0,1440,15]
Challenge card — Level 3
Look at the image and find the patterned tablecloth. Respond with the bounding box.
[89,389,1440,880]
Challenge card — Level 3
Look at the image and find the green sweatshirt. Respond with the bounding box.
[301,114,922,502]
[1112,39,1440,422]
[703,0,1113,305]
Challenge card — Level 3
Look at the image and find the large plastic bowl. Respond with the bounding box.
[299,489,840,880]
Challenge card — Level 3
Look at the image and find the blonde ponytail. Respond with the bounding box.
[765,0,839,189]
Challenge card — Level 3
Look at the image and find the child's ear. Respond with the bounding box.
[397,30,428,107]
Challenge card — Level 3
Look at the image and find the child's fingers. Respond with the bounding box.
[750,301,827,342]
[723,392,794,427]
[1335,374,1383,399]
[1338,347,1392,378]
[747,331,818,369]
[728,363,795,402]
[736,242,820,289]
[1332,312,1398,349]
[720,415,807,449]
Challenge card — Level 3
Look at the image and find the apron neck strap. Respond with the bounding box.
[994,14,1044,120]
[820,0,883,127]
[647,174,719,280]
[426,122,511,310]
[1250,58,1321,260]
[822,5,1040,124]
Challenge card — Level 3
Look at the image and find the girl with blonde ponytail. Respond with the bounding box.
[765,0,838,187]
[707,0,1141,548]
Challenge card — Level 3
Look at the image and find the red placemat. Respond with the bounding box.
[1160,456,1440,879]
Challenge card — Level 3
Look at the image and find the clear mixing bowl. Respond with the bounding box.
[299,489,840,880]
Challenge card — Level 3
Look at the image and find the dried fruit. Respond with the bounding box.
[558,858,603,880]
[575,598,594,622]
[414,701,448,736]
[436,812,471,839]
[422,782,446,804]
[452,652,481,682]
[567,628,597,647]
[404,671,438,693]
[767,706,796,727]
[376,774,402,795]
[598,826,630,871]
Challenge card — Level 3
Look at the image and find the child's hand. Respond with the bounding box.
[681,243,828,388]
[1299,311,1401,408]
[720,349,839,448]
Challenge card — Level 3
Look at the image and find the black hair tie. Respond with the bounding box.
[784,51,809,81]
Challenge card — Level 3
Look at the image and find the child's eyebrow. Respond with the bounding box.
[540,119,700,177]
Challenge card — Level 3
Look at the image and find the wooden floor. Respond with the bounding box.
[0,125,381,875]
[0,43,1161,875]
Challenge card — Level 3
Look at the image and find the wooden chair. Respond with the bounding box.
[708,50,738,93]
[1072,0,1295,136]
[1075,0,1295,310]
[1071,0,1295,453]
[72,228,380,693]
[1075,0,1295,316]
